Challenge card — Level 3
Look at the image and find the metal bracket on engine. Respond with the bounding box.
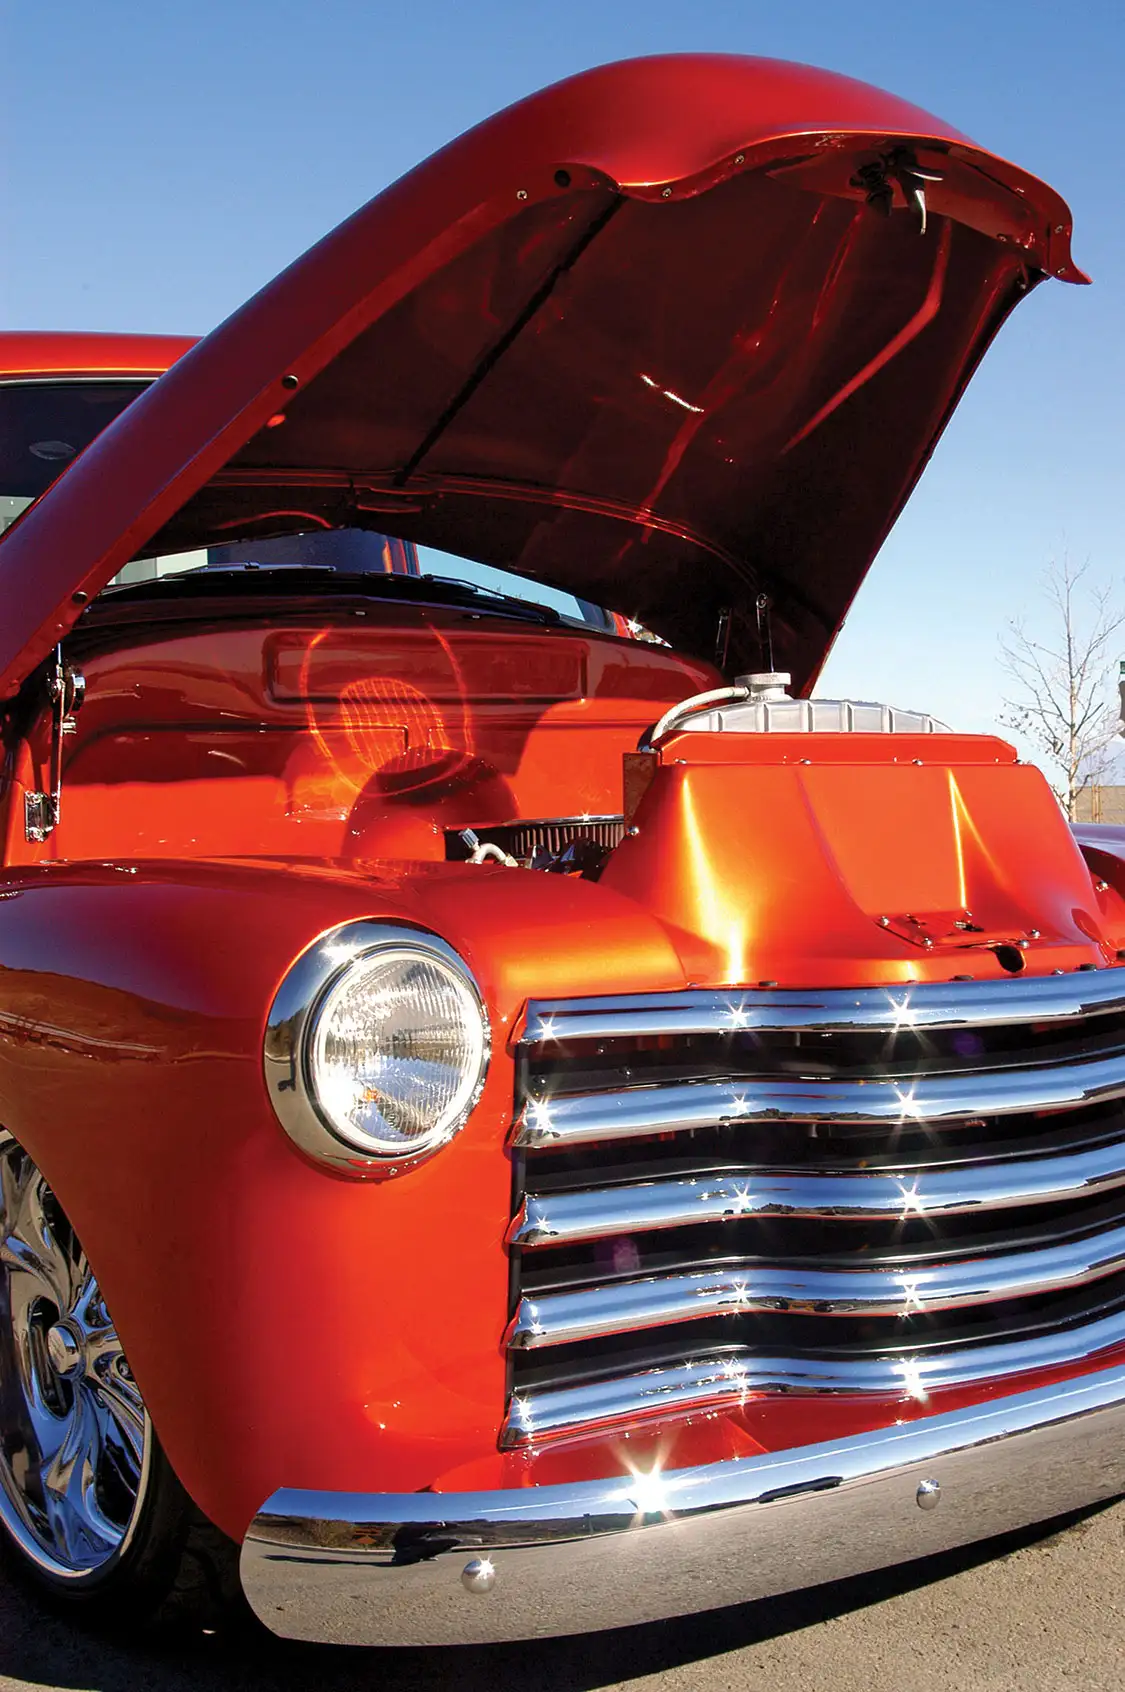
[24,645,85,844]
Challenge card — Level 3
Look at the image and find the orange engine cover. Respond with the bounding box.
[601,731,1123,986]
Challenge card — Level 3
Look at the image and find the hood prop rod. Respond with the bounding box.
[24,645,85,844]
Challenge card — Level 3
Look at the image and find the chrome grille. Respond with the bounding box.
[503,970,1125,1447]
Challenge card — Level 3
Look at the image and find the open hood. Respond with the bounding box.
[0,54,1083,698]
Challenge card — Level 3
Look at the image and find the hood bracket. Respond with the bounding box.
[24,645,85,844]
[393,195,622,488]
[852,148,944,234]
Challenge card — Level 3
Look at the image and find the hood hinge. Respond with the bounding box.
[24,645,86,843]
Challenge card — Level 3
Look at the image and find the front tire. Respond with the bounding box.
[0,1131,240,1630]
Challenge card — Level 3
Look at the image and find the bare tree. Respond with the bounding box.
[999,555,1125,820]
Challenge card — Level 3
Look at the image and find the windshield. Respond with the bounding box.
[102,530,645,636]
[0,380,657,638]
[0,379,148,536]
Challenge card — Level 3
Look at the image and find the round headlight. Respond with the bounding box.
[264,924,490,1174]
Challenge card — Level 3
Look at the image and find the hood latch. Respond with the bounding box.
[24,645,86,843]
[853,147,944,234]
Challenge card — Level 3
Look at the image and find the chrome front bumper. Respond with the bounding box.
[241,1364,1125,1646]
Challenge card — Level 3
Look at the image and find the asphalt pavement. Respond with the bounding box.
[1,1498,1122,1692]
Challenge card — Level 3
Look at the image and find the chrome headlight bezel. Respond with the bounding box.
[263,922,490,1177]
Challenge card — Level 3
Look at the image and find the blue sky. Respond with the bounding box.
[2,1,1122,751]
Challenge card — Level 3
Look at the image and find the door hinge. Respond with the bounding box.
[24,645,85,843]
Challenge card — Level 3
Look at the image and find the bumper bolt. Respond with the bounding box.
[916,1478,941,1510]
[461,1557,496,1594]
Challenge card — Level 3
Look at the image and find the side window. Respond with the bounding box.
[0,380,147,536]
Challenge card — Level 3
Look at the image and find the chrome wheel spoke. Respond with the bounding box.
[41,1394,120,1561]
[0,1141,27,1240]
[0,1232,55,1288]
[82,1318,122,1375]
[14,1163,69,1305]
[9,1346,65,1460]
[0,1152,69,1306]
[1,1264,63,1456]
[89,1371,146,1481]
[70,1265,102,1329]
[0,1135,148,1576]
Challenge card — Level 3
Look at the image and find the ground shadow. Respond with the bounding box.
[0,1501,1115,1692]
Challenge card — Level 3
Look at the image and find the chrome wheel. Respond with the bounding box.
[0,1133,149,1581]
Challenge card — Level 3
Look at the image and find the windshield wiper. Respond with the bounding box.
[421,573,562,624]
[96,565,563,625]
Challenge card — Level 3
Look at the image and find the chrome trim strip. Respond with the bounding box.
[241,1364,1125,1645]
[0,376,157,387]
[508,1224,1125,1348]
[508,1137,1125,1245]
[491,814,624,828]
[503,1311,1125,1446]
[521,968,1125,1046]
[513,1051,1125,1148]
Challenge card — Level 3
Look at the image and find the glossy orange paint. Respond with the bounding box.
[601,731,1125,985]
[0,330,194,380]
[0,856,689,1539]
[5,610,718,866]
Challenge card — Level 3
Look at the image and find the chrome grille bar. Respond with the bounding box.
[505,968,1125,1446]
[508,1136,1125,1246]
[514,1050,1125,1148]
[521,970,1125,1047]
[501,1305,1125,1446]
[508,1221,1125,1348]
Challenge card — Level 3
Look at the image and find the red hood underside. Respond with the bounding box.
[0,55,1083,697]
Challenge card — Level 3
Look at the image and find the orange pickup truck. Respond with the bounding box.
[1,53,1120,1650]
